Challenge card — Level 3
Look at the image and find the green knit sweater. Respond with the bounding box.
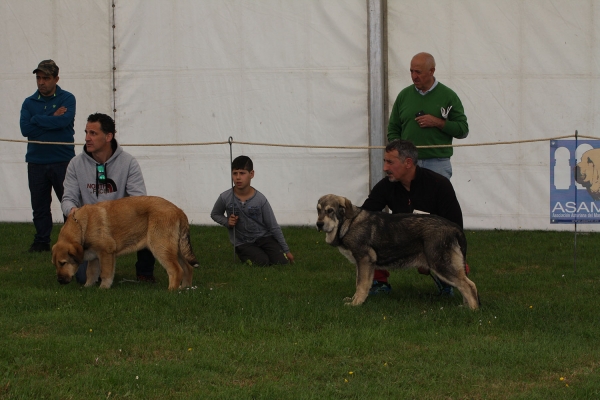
[387,82,468,159]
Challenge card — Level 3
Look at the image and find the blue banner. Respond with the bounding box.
[550,139,600,223]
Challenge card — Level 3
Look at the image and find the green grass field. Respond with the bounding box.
[0,223,599,399]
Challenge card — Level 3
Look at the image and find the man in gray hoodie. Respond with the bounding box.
[61,113,155,283]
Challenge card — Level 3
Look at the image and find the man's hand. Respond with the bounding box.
[228,214,239,228]
[68,207,78,217]
[285,252,295,264]
[53,106,67,116]
[415,114,445,129]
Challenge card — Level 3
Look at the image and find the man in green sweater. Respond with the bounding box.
[387,52,468,179]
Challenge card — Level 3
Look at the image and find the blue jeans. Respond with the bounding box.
[28,162,69,244]
[417,158,452,180]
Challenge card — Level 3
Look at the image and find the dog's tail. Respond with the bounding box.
[179,218,200,268]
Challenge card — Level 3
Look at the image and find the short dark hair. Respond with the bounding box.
[87,113,116,135]
[232,155,253,172]
[386,139,419,163]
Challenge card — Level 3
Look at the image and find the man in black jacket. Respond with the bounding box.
[362,139,464,295]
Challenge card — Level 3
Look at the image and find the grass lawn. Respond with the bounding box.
[0,223,599,399]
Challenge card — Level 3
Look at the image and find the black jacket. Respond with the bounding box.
[361,166,463,229]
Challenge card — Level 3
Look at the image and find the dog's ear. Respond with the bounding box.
[337,196,356,219]
[68,243,84,264]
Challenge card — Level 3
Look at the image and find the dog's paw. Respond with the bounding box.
[346,293,367,306]
[99,280,113,289]
[344,296,364,306]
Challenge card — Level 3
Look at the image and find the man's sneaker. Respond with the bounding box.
[431,274,454,297]
[439,286,454,296]
[28,242,50,253]
[137,275,156,283]
[369,280,392,295]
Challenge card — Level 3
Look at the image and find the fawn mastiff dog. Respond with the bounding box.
[52,196,199,290]
[316,194,479,309]
[576,148,600,200]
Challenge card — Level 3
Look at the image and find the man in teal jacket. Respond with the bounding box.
[387,52,468,179]
[20,60,75,252]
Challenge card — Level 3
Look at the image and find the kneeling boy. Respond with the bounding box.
[211,156,294,265]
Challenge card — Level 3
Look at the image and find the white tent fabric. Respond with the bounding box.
[1,0,598,231]
[113,0,368,225]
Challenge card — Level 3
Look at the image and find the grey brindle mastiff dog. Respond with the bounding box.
[316,194,479,309]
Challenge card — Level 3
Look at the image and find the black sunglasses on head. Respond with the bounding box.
[96,164,106,183]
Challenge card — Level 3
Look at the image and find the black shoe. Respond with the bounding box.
[28,242,51,253]
[431,274,454,296]
[137,275,156,283]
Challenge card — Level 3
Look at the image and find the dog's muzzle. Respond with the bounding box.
[575,166,588,186]
[57,275,72,285]
[316,221,324,232]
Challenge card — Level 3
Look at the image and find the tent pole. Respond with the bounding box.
[367,0,387,189]
[229,137,236,262]
[111,1,117,118]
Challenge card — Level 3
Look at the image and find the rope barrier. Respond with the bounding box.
[1,134,599,149]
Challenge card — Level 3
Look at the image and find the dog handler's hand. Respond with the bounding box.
[285,252,295,264]
[228,214,238,228]
[68,207,78,217]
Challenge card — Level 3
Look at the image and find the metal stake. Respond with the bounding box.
[573,130,578,274]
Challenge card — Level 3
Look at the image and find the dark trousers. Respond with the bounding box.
[75,249,156,284]
[135,248,156,276]
[235,236,288,266]
[28,162,69,244]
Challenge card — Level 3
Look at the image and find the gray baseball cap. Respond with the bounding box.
[33,60,59,76]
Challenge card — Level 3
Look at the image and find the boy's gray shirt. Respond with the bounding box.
[211,188,290,253]
[61,142,146,216]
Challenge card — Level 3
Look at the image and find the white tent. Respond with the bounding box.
[1,0,598,230]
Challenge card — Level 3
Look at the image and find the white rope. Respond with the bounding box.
[1,134,596,150]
